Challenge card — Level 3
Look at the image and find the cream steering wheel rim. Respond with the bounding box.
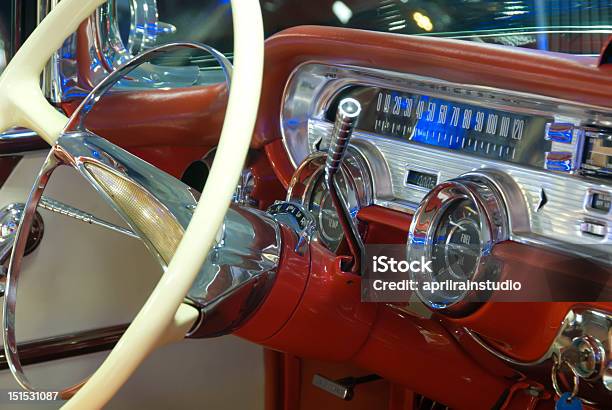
[0,0,264,408]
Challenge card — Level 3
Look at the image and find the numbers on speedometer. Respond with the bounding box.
[327,85,552,169]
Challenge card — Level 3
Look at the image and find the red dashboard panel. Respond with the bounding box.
[255,26,612,365]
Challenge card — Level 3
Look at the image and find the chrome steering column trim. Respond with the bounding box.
[0,324,128,370]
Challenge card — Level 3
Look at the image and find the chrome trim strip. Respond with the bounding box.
[37,0,63,102]
[464,327,546,367]
[281,62,612,170]
[310,121,612,264]
[0,129,38,140]
[0,324,127,370]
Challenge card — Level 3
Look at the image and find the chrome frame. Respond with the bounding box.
[407,172,509,315]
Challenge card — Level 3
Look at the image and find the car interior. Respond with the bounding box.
[0,0,610,409]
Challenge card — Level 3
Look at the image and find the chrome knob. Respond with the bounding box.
[562,335,606,380]
[325,98,362,178]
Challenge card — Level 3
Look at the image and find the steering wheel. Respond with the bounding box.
[0,0,264,408]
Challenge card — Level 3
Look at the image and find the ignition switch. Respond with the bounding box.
[562,336,607,381]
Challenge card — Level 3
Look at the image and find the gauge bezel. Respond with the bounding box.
[287,149,372,251]
[407,172,509,316]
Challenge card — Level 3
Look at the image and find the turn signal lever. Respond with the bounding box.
[324,98,365,274]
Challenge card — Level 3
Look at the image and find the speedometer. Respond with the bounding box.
[326,85,553,169]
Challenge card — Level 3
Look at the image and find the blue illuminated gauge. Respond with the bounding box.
[328,86,553,169]
[407,173,509,316]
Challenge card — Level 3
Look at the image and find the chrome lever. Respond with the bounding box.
[38,196,138,239]
[324,98,365,273]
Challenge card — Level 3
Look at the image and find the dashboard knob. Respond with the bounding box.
[325,98,362,175]
[562,335,607,381]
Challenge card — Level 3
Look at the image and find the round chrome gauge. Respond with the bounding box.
[407,173,509,316]
[288,149,372,251]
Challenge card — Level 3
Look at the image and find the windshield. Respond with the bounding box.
[156,0,612,56]
[2,0,611,75]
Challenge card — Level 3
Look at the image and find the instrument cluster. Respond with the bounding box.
[281,62,612,266]
[279,60,612,407]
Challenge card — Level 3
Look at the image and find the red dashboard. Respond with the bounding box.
[61,25,612,409]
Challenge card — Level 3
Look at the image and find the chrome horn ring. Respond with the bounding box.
[3,42,238,396]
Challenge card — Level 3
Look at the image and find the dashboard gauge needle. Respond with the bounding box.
[448,218,466,231]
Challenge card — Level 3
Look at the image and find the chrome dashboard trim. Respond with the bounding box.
[464,327,546,367]
[281,62,612,264]
[465,308,612,402]
[281,62,612,169]
[315,123,612,264]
